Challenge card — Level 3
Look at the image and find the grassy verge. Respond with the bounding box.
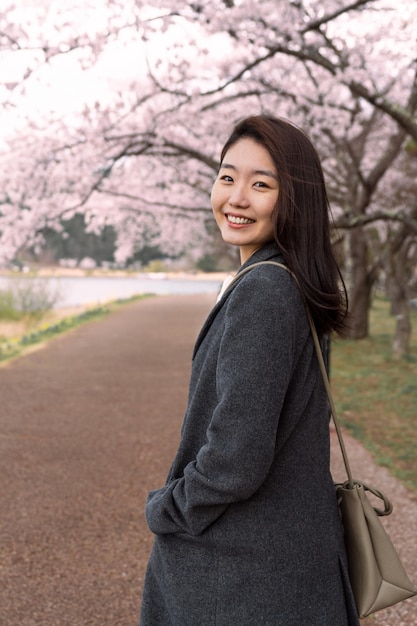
[331,297,417,494]
[0,294,152,365]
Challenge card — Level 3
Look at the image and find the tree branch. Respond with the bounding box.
[346,70,417,141]
[336,210,417,233]
[301,0,378,33]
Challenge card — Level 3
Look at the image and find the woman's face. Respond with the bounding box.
[211,137,279,264]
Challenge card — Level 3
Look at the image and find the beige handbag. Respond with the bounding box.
[227,260,417,618]
[307,304,417,617]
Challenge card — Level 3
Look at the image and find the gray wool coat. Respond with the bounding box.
[140,243,359,626]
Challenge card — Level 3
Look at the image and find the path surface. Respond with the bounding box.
[0,294,416,626]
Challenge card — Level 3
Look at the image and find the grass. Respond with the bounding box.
[0,294,152,365]
[331,297,417,494]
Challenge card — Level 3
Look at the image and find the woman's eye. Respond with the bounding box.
[220,175,233,182]
[254,181,268,188]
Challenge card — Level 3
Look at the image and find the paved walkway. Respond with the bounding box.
[0,294,416,625]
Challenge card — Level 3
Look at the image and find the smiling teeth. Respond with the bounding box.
[227,215,254,225]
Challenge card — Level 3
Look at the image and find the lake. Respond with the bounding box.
[0,274,224,309]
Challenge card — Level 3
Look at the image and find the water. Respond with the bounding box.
[0,274,223,309]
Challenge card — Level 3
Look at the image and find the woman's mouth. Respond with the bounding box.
[226,214,255,225]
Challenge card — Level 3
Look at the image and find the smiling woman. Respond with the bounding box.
[139,116,356,626]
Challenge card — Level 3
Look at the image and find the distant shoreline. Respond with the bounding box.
[0,271,229,340]
[0,268,230,281]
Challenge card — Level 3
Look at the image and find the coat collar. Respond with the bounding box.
[192,243,284,359]
[239,242,283,271]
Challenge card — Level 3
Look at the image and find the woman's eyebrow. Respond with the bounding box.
[220,162,278,180]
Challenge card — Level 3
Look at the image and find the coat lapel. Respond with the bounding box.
[192,296,226,359]
[192,243,284,360]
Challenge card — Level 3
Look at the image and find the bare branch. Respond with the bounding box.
[161,141,217,170]
[103,191,210,214]
[347,69,417,141]
[336,210,417,233]
[301,0,379,33]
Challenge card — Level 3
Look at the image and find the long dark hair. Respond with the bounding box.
[220,115,347,336]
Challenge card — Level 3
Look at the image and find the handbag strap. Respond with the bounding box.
[223,260,355,487]
[304,305,355,488]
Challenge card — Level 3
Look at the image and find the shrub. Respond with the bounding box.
[195,254,219,272]
[0,279,61,323]
[0,288,20,320]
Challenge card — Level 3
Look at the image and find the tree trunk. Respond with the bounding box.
[393,302,411,358]
[347,228,374,339]
[387,245,413,358]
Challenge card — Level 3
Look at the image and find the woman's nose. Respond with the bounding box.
[228,185,250,208]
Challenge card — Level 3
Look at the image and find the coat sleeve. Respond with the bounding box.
[145,269,306,536]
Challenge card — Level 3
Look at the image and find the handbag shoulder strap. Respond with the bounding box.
[224,259,355,487]
[304,306,355,487]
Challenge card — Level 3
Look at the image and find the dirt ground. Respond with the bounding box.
[0,294,416,625]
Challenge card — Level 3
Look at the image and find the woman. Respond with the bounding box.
[140,115,359,625]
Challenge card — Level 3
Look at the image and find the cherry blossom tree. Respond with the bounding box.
[1,0,416,349]
[376,142,417,356]
[318,107,415,339]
